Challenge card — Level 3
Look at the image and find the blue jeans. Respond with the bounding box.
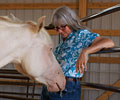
[41,79,81,100]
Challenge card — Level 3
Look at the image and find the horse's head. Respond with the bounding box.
[0,14,65,92]
[20,16,66,92]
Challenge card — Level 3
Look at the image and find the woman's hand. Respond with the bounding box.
[76,49,88,74]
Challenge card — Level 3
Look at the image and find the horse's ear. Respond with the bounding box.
[36,16,46,33]
[9,13,23,23]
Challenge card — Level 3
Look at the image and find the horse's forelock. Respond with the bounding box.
[26,21,37,33]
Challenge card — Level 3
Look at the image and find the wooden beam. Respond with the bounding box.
[88,57,120,64]
[0,2,119,10]
[88,2,120,9]
[48,29,120,36]
[96,80,120,100]
[92,29,120,36]
[0,2,78,10]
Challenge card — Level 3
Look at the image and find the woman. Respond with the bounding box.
[41,6,114,100]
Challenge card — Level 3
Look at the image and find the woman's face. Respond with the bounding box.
[55,25,72,38]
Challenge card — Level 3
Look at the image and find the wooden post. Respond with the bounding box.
[79,0,87,18]
[78,1,88,100]
[79,0,88,25]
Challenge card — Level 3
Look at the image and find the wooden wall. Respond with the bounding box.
[0,0,119,100]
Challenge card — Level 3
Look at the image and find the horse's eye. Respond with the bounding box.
[50,48,52,51]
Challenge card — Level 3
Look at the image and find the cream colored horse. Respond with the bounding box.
[0,14,65,92]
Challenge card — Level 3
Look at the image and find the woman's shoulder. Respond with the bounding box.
[77,29,100,38]
[78,29,91,33]
[75,29,91,37]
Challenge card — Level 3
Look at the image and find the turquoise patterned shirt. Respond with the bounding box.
[54,29,100,78]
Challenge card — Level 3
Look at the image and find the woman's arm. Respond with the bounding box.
[76,36,115,74]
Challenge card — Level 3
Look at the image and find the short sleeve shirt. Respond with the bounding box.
[54,29,100,78]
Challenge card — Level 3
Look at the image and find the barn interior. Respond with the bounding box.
[0,0,119,100]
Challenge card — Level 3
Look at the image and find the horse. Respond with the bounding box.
[0,14,65,92]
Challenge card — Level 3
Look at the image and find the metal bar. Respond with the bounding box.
[45,24,54,30]
[0,81,40,86]
[0,91,40,96]
[80,4,120,22]
[92,47,120,54]
[32,81,36,98]
[0,69,20,74]
[0,75,29,80]
[0,94,39,100]
[80,82,120,93]
[26,79,30,97]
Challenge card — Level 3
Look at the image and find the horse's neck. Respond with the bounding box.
[0,23,27,40]
[0,20,24,28]
[0,23,32,61]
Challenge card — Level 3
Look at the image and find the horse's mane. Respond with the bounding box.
[0,14,52,44]
[0,14,37,26]
[0,14,24,24]
[0,14,38,33]
[0,14,53,46]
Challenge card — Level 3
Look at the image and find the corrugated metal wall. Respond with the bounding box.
[0,0,119,100]
[84,0,120,100]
